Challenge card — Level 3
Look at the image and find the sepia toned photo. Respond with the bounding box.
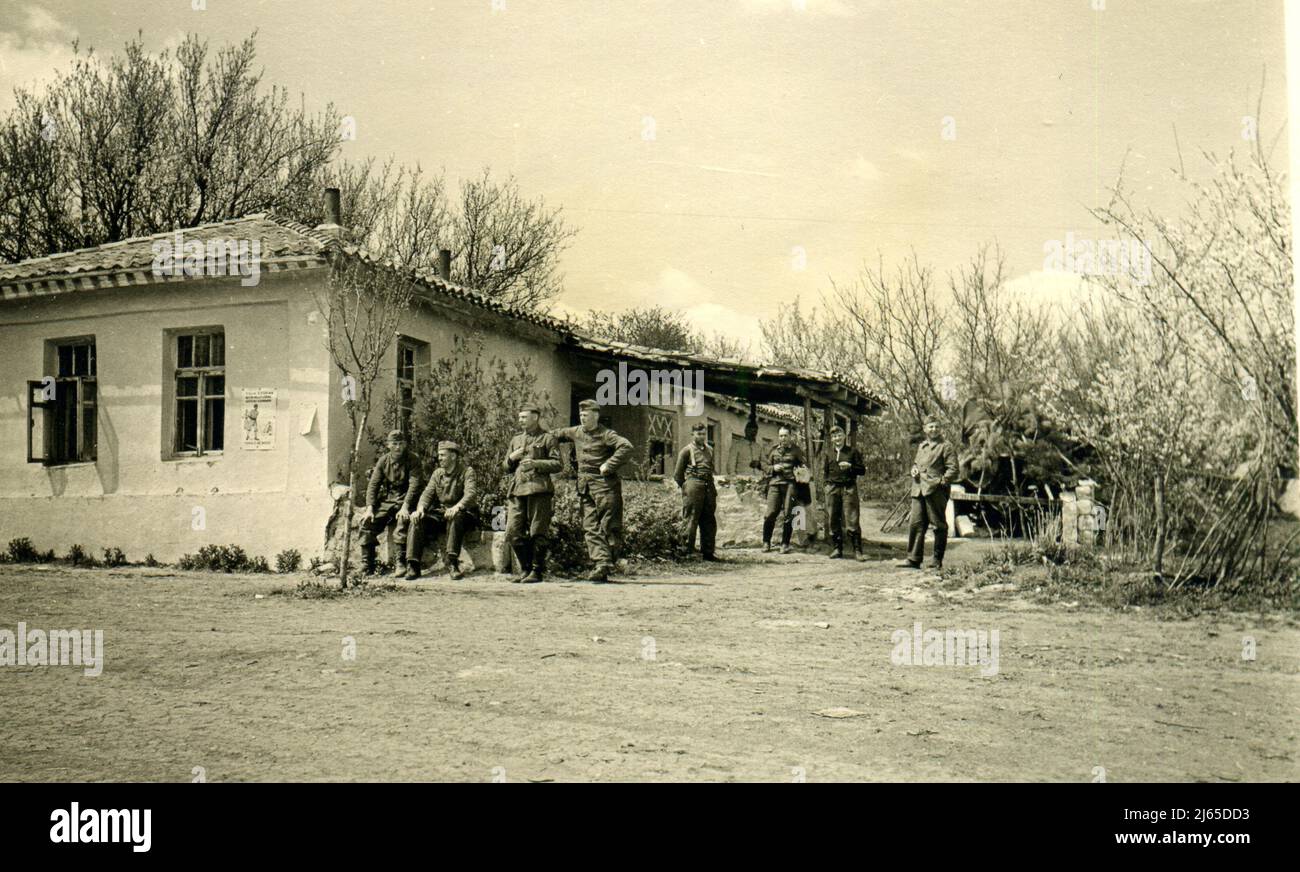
[0,0,1296,807]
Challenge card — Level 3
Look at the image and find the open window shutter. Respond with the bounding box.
[26,380,51,464]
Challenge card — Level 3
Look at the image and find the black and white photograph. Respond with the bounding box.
[0,0,1296,827]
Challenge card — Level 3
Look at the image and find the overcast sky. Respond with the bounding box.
[0,0,1288,348]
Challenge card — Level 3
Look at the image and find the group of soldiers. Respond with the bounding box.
[359,400,960,582]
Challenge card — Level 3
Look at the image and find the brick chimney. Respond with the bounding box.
[315,187,344,243]
[438,248,452,281]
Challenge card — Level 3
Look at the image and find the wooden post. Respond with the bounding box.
[1153,471,1166,581]
[802,396,817,542]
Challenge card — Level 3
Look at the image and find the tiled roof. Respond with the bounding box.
[0,213,572,335]
[0,215,323,284]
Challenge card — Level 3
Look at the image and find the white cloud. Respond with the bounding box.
[0,5,78,113]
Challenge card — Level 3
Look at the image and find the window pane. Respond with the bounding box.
[194,334,210,368]
[177,376,199,398]
[177,335,193,369]
[81,402,96,461]
[87,343,96,376]
[73,344,88,376]
[211,334,225,367]
[205,375,225,397]
[175,399,198,452]
[205,398,225,451]
[81,380,96,405]
[58,345,72,377]
[54,381,77,463]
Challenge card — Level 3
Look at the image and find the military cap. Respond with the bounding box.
[578,399,601,412]
[386,429,405,441]
[691,422,708,433]
[437,440,461,453]
[520,403,541,415]
[923,414,942,426]
[829,425,845,436]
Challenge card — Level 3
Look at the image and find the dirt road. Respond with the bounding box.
[0,552,1296,782]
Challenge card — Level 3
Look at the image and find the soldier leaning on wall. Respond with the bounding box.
[549,399,634,583]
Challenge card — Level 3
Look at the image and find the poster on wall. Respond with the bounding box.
[241,388,277,450]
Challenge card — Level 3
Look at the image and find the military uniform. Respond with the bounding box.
[823,444,866,557]
[502,426,563,581]
[360,444,422,574]
[408,458,479,575]
[674,440,717,559]
[762,441,808,549]
[907,435,959,567]
[550,421,633,573]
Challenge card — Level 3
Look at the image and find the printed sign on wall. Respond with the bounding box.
[241,388,277,450]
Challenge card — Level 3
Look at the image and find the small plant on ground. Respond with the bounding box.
[7,538,38,563]
[102,547,128,567]
[276,549,302,573]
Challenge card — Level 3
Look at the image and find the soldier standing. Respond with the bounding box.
[358,429,422,577]
[674,421,718,561]
[823,425,866,559]
[896,414,959,570]
[407,441,479,580]
[550,399,634,583]
[762,426,808,554]
[502,404,563,583]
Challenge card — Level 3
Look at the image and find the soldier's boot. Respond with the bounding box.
[762,541,773,553]
[929,530,948,571]
[510,539,533,583]
[391,553,407,578]
[585,564,609,583]
[447,554,464,581]
[852,531,865,561]
[404,561,421,580]
[360,543,377,576]
[522,542,545,583]
[830,532,844,559]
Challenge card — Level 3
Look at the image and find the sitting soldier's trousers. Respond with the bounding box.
[361,498,410,557]
[407,509,477,563]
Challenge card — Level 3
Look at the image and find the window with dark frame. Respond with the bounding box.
[26,338,97,465]
[173,331,226,455]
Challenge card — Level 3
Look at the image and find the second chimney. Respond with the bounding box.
[438,249,452,281]
[324,187,342,226]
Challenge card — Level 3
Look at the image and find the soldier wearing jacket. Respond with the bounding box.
[407,441,479,581]
[823,426,866,560]
[359,429,423,577]
[550,400,634,583]
[762,426,808,554]
[503,404,563,583]
[896,415,959,570]
[674,422,718,561]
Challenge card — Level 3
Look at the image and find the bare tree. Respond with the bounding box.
[313,256,416,588]
[831,251,947,427]
[452,168,576,310]
[0,32,341,257]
